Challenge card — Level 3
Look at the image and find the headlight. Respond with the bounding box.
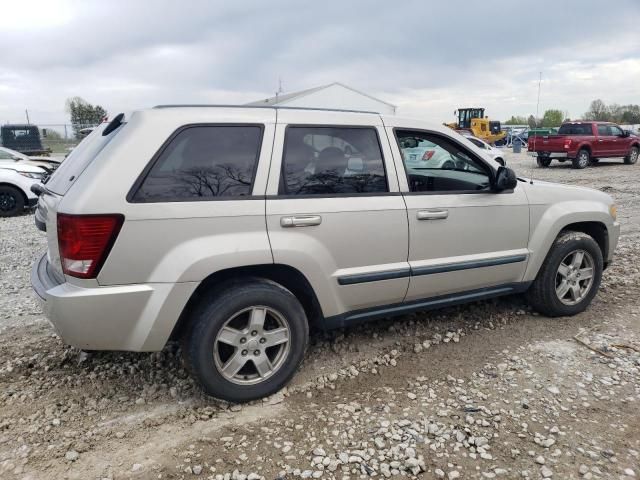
[17,171,44,179]
[609,204,617,220]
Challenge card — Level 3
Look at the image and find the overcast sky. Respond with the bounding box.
[1,0,638,126]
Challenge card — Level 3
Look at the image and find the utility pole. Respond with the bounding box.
[25,109,30,124]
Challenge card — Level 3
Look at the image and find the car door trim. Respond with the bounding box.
[335,254,527,286]
[411,254,527,276]
[337,267,411,285]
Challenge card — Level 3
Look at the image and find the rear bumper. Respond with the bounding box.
[536,152,569,158]
[31,253,197,351]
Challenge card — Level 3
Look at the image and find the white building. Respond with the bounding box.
[247,82,396,114]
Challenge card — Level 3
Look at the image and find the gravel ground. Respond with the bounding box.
[0,151,638,480]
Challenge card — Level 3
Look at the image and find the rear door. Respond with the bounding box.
[265,110,409,319]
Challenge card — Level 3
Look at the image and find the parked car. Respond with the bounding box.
[400,137,457,170]
[0,146,63,173]
[463,134,506,166]
[31,106,620,402]
[0,161,44,216]
[528,121,640,169]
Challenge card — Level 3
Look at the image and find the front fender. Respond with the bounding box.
[523,200,616,282]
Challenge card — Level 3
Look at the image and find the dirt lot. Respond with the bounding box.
[0,151,639,480]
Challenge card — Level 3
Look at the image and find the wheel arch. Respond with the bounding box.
[169,263,323,342]
[524,204,613,283]
[559,221,608,262]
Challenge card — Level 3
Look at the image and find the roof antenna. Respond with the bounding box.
[530,71,543,185]
[275,77,284,102]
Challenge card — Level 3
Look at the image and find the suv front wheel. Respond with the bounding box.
[184,279,309,402]
[527,231,603,317]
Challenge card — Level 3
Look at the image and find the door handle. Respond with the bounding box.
[280,215,322,228]
[417,209,448,220]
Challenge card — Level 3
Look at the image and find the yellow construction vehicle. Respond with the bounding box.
[445,107,506,145]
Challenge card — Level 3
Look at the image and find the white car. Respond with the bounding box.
[463,135,506,166]
[0,146,62,173]
[401,137,459,169]
[0,161,45,216]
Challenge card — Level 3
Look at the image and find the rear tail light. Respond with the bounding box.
[57,214,124,279]
[564,139,573,149]
[422,150,435,160]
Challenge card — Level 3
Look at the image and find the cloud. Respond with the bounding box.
[0,0,638,124]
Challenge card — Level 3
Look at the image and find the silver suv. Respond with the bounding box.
[31,106,620,402]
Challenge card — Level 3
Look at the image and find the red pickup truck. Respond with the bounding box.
[528,121,639,169]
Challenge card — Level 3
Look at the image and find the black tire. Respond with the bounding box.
[536,156,552,168]
[527,231,603,317]
[624,145,639,165]
[0,185,25,217]
[183,279,308,403]
[572,149,590,169]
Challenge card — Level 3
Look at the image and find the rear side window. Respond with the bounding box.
[280,126,388,195]
[132,125,263,202]
[558,124,593,135]
[597,124,609,136]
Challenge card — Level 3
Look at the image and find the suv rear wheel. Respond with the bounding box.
[183,279,309,402]
[0,185,24,217]
[527,231,603,317]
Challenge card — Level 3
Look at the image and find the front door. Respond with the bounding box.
[265,111,409,319]
[607,124,630,156]
[388,126,530,302]
[595,124,614,156]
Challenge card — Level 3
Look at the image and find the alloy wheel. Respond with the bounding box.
[213,306,291,385]
[0,192,17,212]
[555,249,595,306]
[578,151,589,168]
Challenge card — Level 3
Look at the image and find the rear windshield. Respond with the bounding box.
[558,124,593,135]
[45,121,123,195]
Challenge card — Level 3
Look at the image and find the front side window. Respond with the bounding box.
[280,127,388,195]
[133,125,263,202]
[396,130,491,193]
[609,125,623,136]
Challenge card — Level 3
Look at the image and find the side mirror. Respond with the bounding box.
[621,130,631,138]
[494,166,517,191]
[495,157,506,167]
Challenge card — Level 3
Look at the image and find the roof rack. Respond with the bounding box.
[152,104,380,115]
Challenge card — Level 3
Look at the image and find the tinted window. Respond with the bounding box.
[558,124,593,135]
[280,127,387,195]
[396,130,491,193]
[133,125,262,202]
[597,124,609,136]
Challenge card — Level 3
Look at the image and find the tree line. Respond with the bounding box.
[504,99,640,128]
